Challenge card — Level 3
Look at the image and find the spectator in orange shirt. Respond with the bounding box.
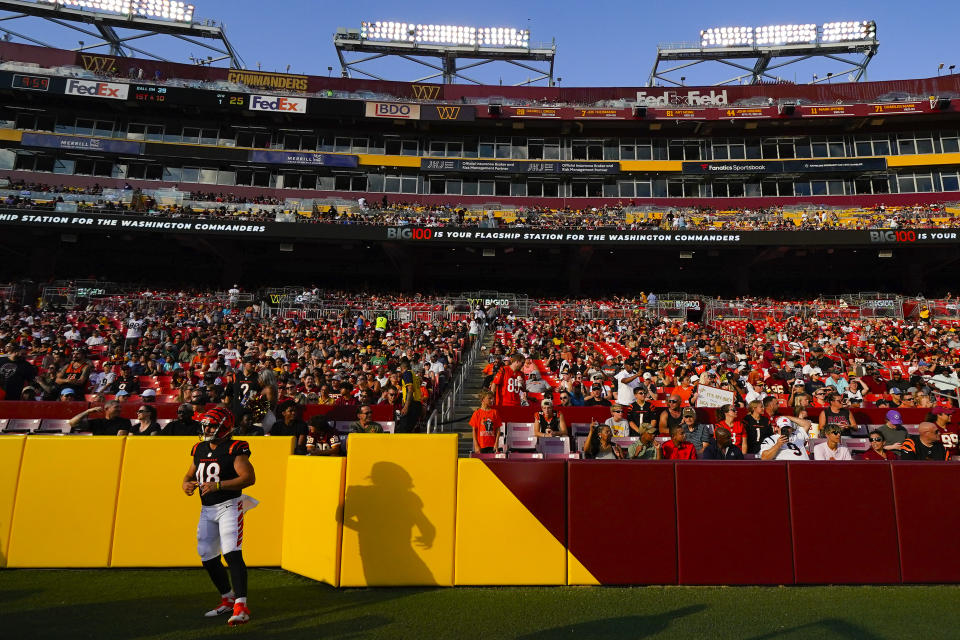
[673,374,697,405]
[470,390,502,454]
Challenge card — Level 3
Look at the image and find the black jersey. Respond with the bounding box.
[744,414,773,455]
[900,435,949,461]
[191,439,251,506]
[234,372,261,406]
[536,411,560,432]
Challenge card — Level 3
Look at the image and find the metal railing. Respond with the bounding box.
[426,321,486,434]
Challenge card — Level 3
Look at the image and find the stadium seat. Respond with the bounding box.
[841,437,870,452]
[470,452,507,460]
[36,419,72,434]
[506,452,544,460]
[505,422,536,451]
[3,418,41,433]
[537,436,571,456]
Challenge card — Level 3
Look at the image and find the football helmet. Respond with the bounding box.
[200,407,235,442]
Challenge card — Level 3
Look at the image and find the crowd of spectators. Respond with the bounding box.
[474,308,960,461]
[0,290,482,451]
[2,177,956,231]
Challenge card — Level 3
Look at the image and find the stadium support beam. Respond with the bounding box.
[334,29,556,86]
[648,39,878,87]
[0,0,244,68]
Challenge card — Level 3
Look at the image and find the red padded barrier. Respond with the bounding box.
[0,401,89,419]
[789,463,900,584]
[117,402,180,419]
[568,461,677,584]
[483,460,567,544]
[492,407,934,426]
[302,405,394,422]
[893,463,960,583]
[677,462,794,585]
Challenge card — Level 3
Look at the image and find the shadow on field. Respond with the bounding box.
[1,579,431,638]
[0,589,41,603]
[745,618,885,639]
[517,605,707,639]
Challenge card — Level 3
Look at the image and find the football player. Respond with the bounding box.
[182,407,256,626]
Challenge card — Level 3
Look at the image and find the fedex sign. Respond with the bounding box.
[64,79,129,100]
[249,95,306,113]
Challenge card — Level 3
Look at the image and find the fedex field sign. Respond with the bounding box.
[65,79,129,100]
[365,102,421,119]
[249,95,307,113]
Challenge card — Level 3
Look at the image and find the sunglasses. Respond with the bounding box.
[612,410,623,414]
[869,437,883,442]
[668,399,679,403]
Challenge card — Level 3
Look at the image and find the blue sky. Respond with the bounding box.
[11,0,960,87]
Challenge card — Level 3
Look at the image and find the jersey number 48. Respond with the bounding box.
[196,461,221,485]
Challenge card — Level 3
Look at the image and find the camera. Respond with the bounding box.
[780,425,792,439]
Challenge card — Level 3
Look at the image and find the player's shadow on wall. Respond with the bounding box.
[341,461,437,585]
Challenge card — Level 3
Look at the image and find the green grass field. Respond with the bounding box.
[2,569,960,639]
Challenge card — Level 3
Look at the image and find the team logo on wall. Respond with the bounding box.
[79,54,119,75]
[436,106,461,119]
[410,84,441,100]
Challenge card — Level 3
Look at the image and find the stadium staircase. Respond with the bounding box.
[448,329,497,457]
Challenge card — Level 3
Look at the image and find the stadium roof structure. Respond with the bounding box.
[333,23,556,86]
[0,0,243,67]
[649,21,879,87]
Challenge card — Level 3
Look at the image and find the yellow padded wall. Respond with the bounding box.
[281,456,345,585]
[8,436,125,567]
[0,435,26,567]
[340,434,458,586]
[455,459,567,585]
[567,550,602,586]
[111,436,202,566]
[231,435,293,566]
[112,435,292,567]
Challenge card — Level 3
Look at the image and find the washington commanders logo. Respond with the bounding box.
[269,295,282,304]
[80,54,118,75]
[436,106,461,120]
[411,84,441,100]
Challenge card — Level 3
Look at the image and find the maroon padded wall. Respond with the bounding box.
[485,459,567,545]
[567,461,677,584]
[789,463,900,584]
[676,462,794,585]
[892,463,960,583]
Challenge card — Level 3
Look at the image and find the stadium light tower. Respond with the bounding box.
[334,21,556,86]
[0,0,243,67]
[648,20,878,86]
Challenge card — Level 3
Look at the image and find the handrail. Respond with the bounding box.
[426,320,486,433]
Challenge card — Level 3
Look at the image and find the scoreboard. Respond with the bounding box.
[130,84,248,108]
[11,74,51,92]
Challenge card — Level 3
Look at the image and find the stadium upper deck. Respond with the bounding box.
[0,41,958,212]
